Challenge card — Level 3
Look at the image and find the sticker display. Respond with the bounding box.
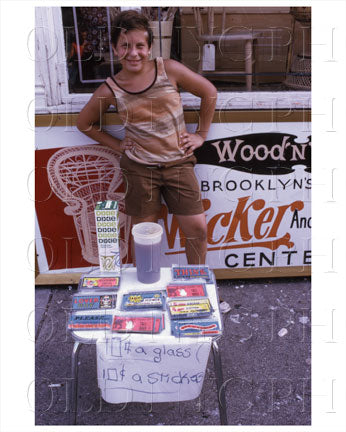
[112,314,165,333]
[171,320,221,337]
[121,291,165,310]
[68,314,112,330]
[166,283,207,298]
[95,200,121,273]
[72,294,116,310]
[172,266,213,283]
[167,298,212,320]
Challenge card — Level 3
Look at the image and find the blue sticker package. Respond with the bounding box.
[171,319,221,337]
[121,291,165,310]
[68,314,113,330]
[72,294,116,310]
[171,265,214,284]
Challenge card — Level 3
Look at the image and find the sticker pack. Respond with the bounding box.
[79,276,120,291]
[166,283,207,298]
[72,294,117,310]
[112,314,165,334]
[68,314,113,330]
[167,298,212,320]
[121,291,165,310]
[171,319,222,337]
[172,265,213,283]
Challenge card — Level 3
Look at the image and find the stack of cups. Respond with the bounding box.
[131,222,163,283]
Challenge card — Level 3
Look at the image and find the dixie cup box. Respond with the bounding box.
[95,200,120,273]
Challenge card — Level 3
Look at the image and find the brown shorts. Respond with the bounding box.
[120,153,204,217]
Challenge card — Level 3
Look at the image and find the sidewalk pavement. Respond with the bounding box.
[35,276,311,426]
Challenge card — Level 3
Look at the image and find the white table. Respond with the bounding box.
[69,267,227,425]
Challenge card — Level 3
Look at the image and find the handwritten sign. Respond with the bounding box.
[96,335,211,403]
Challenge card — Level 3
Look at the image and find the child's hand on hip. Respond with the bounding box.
[180,133,204,155]
[120,137,136,153]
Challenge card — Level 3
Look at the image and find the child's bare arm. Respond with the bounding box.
[76,84,133,154]
[164,60,217,154]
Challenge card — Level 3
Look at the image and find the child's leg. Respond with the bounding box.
[175,213,207,265]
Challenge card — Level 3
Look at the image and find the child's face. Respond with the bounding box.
[113,29,151,73]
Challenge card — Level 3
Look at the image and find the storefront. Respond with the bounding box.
[35,6,311,283]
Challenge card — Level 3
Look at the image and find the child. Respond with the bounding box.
[77,10,217,265]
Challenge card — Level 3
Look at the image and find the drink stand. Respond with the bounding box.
[68,202,227,425]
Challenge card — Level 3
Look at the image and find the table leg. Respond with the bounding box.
[70,341,82,425]
[245,39,253,91]
[211,339,228,425]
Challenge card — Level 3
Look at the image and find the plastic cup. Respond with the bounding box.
[131,222,163,284]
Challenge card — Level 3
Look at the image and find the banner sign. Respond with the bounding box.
[159,129,311,272]
[35,121,311,276]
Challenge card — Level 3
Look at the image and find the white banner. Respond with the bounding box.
[35,121,311,275]
[159,122,311,272]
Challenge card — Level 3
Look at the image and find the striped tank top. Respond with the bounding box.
[106,57,187,165]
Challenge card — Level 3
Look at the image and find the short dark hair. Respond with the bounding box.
[111,10,153,48]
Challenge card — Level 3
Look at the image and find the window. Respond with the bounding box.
[35,6,311,114]
[62,7,120,94]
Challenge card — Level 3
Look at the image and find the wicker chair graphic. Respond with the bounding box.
[47,145,130,265]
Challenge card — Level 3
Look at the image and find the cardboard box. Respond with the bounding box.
[94,200,120,273]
